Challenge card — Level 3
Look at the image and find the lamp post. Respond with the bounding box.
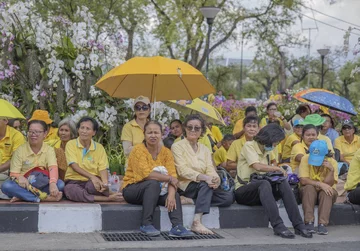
[317,48,330,89]
[200,6,220,79]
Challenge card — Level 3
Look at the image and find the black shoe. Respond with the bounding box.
[304,222,316,233]
[317,224,328,235]
[295,228,313,238]
[274,229,295,239]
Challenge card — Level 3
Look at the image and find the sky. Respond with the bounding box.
[220,0,360,62]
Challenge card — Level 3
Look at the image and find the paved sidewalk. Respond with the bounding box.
[1,225,360,251]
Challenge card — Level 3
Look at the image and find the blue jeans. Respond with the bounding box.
[2,179,65,202]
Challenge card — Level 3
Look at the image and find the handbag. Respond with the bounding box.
[216,166,235,192]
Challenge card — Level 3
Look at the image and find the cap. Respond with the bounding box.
[28,110,53,124]
[134,96,150,106]
[293,119,303,127]
[342,120,355,129]
[308,140,328,166]
[300,114,326,126]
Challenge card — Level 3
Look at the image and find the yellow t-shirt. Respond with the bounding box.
[122,144,177,189]
[290,141,308,171]
[213,146,227,166]
[318,134,334,154]
[0,125,26,165]
[334,135,360,163]
[345,148,360,191]
[232,119,244,135]
[65,138,108,181]
[260,116,284,128]
[227,137,247,162]
[10,142,57,175]
[211,126,223,143]
[282,133,301,160]
[299,155,338,189]
[172,138,218,191]
[44,126,59,143]
[121,119,144,146]
[235,141,276,189]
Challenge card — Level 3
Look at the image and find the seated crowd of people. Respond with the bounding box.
[1,95,360,239]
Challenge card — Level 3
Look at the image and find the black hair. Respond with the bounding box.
[301,124,319,140]
[222,134,235,142]
[28,120,48,132]
[144,120,163,133]
[321,114,335,128]
[182,114,206,137]
[266,102,277,111]
[245,106,257,116]
[296,104,311,115]
[8,118,20,127]
[243,116,260,127]
[170,119,182,128]
[163,136,175,150]
[77,116,99,132]
[254,123,285,147]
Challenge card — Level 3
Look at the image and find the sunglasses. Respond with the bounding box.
[186,126,201,132]
[134,105,149,111]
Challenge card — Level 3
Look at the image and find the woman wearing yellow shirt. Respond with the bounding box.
[234,124,312,239]
[233,106,257,139]
[2,120,64,202]
[123,121,194,238]
[172,114,234,235]
[121,96,151,157]
[260,103,291,131]
[334,120,360,166]
[345,148,360,204]
[299,140,338,235]
[29,110,59,143]
[290,124,318,172]
[64,117,123,203]
[282,119,303,163]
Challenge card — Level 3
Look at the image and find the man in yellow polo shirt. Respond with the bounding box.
[29,110,59,143]
[0,118,26,187]
[213,134,235,167]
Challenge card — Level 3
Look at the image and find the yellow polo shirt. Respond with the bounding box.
[290,141,308,171]
[121,119,144,146]
[172,138,218,191]
[227,137,247,162]
[0,125,26,165]
[334,135,360,163]
[233,119,244,135]
[47,139,61,149]
[10,142,57,175]
[282,133,301,160]
[211,125,223,143]
[299,155,338,189]
[235,141,276,189]
[65,138,108,181]
[345,149,360,191]
[260,116,284,128]
[213,146,227,166]
[44,126,59,143]
[318,134,334,154]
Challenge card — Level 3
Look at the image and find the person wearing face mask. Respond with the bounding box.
[299,140,338,235]
[282,120,304,163]
[234,123,312,239]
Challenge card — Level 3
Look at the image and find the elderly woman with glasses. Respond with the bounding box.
[171,114,234,235]
[121,96,151,158]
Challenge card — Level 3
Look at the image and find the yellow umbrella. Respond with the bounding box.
[168,98,226,126]
[0,99,25,119]
[94,56,215,102]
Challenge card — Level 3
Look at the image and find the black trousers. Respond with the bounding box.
[180,181,234,214]
[123,180,183,227]
[234,180,303,231]
[348,187,360,205]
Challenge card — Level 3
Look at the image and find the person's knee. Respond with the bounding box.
[144,180,161,193]
[1,180,16,194]
[64,184,75,199]
[302,184,316,193]
[258,180,272,191]
[56,180,65,192]
[222,191,234,207]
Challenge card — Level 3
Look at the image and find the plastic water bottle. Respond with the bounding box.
[106,168,112,186]
[222,176,230,191]
[110,172,120,193]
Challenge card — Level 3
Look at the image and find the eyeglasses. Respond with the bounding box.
[268,108,277,111]
[186,126,201,132]
[134,105,149,111]
[28,130,44,136]
[342,127,353,131]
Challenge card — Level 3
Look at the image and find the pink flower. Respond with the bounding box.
[40,90,47,97]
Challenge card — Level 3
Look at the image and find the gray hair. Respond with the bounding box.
[58,118,77,139]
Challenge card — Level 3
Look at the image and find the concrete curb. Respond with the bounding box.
[0,203,359,233]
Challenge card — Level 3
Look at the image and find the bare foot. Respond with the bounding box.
[42,192,63,202]
[180,196,194,205]
[10,197,22,203]
[191,221,214,235]
[109,193,124,202]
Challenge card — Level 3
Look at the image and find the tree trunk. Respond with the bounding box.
[125,30,134,60]
[279,52,286,91]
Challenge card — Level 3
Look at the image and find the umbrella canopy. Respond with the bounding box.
[95,56,215,102]
[301,91,357,116]
[293,88,334,103]
[168,98,225,126]
[0,99,25,119]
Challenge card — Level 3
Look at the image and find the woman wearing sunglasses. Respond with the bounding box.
[121,96,151,158]
[171,114,234,235]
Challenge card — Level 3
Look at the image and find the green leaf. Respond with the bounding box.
[15,46,22,58]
